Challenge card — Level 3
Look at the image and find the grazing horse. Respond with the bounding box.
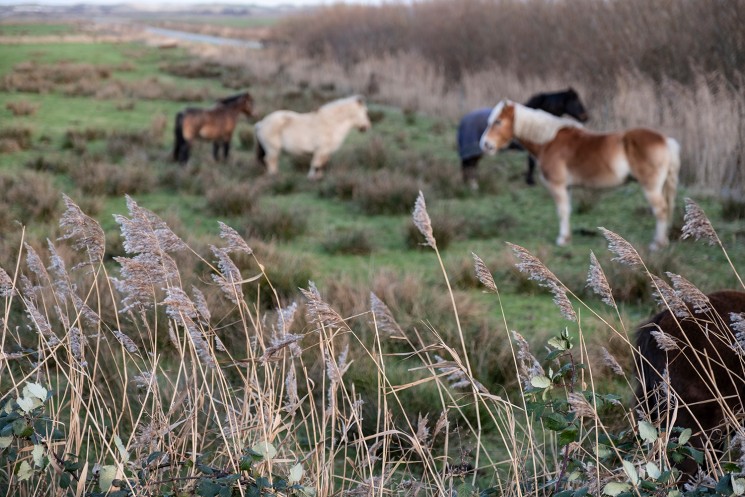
[457,88,589,190]
[636,290,745,479]
[479,100,680,250]
[254,95,371,180]
[173,92,254,165]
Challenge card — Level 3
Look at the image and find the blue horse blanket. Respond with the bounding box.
[457,107,492,161]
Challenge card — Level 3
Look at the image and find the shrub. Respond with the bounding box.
[352,169,421,215]
[0,171,60,223]
[403,213,458,250]
[245,204,307,242]
[0,127,32,150]
[205,181,256,216]
[5,100,38,116]
[321,227,373,255]
[24,155,72,175]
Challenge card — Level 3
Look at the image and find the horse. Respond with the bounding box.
[635,290,745,479]
[173,92,254,165]
[254,95,371,180]
[457,88,589,190]
[479,100,680,250]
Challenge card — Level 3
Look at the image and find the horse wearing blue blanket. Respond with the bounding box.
[457,88,588,190]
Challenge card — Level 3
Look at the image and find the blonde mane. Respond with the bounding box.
[318,95,365,117]
[512,102,583,145]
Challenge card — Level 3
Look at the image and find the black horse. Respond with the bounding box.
[636,290,745,480]
[457,88,589,190]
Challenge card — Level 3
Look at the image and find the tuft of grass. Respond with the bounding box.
[245,204,307,242]
[5,99,39,116]
[205,181,256,216]
[321,227,374,255]
[352,169,421,215]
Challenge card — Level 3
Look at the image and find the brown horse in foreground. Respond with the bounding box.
[173,92,253,165]
[480,100,680,250]
[636,290,745,478]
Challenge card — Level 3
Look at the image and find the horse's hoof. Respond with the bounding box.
[526,177,536,186]
[556,237,570,247]
[649,240,669,251]
[468,180,479,192]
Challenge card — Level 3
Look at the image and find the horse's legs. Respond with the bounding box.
[525,156,537,186]
[213,142,221,161]
[546,182,571,246]
[178,142,191,164]
[642,187,669,250]
[223,141,230,161]
[462,156,480,191]
[309,152,329,180]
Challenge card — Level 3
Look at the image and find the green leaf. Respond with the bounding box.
[621,460,639,485]
[646,461,661,480]
[24,382,48,401]
[17,460,33,481]
[288,463,304,484]
[113,435,130,463]
[595,444,612,459]
[99,465,118,491]
[553,491,573,497]
[542,412,569,431]
[637,420,658,444]
[602,482,631,496]
[530,375,551,389]
[251,441,277,461]
[196,479,223,497]
[557,427,579,446]
[32,444,44,467]
[0,436,12,449]
[59,471,71,489]
[677,428,692,446]
[548,336,567,351]
[732,477,745,496]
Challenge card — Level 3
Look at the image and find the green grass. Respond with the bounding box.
[0,29,743,345]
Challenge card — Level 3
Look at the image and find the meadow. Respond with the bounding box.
[0,13,744,496]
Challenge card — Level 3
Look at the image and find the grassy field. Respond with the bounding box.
[1,20,744,496]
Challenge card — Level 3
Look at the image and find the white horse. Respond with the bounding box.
[254,95,372,180]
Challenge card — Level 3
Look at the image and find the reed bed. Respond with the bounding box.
[1,193,742,495]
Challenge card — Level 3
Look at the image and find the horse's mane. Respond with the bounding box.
[217,93,248,106]
[318,95,364,114]
[512,102,582,145]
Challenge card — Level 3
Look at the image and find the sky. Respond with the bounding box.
[0,0,386,5]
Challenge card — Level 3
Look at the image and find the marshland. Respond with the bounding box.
[0,1,744,495]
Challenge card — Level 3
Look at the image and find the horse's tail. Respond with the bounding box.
[173,111,187,163]
[254,124,266,169]
[664,137,681,224]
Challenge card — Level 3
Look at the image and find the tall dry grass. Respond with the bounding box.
[199,0,745,197]
[1,192,743,494]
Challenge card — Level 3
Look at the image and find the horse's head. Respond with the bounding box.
[564,88,589,123]
[239,93,254,117]
[480,100,515,155]
[352,95,371,132]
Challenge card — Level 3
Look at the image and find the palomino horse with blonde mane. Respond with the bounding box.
[255,95,371,180]
[480,100,680,250]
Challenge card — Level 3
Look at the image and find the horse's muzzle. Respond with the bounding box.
[359,124,370,132]
[480,139,497,155]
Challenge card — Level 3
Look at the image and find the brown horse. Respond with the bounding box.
[480,100,680,250]
[636,290,745,478]
[173,92,253,165]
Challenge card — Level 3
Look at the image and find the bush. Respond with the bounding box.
[245,205,307,242]
[0,172,60,223]
[352,170,421,215]
[205,181,256,216]
[0,127,32,150]
[5,100,38,116]
[321,227,373,255]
